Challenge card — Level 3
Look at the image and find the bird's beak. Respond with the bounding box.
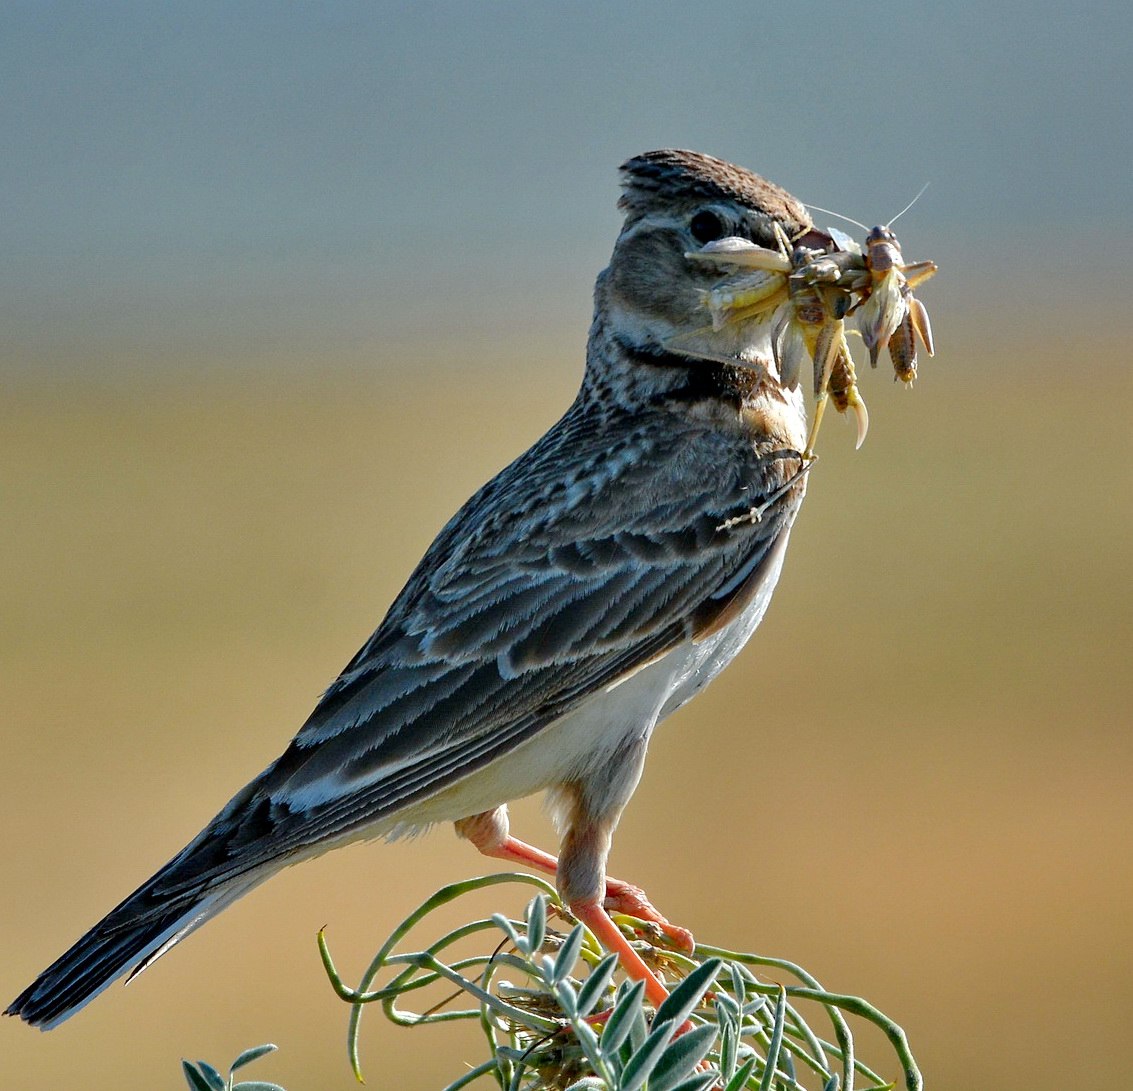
[683,236,791,272]
[681,238,791,335]
[683,222,838,273]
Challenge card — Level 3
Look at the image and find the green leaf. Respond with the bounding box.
[647,1024,717,1091]
[625,988,649,1052]
[620,1017,677,1091]
[654,957,721,1029]
[599,978,645,1054]
[716,997,738,1082]
[722,1056,757,1091]
[730,963,748,1006]
[193,1061,227,1091]
[231,1082,288,1091]
[714,990,740,1020]
[757,988,787,1091]
[229,1044,278,1073]
[556,978,579,1017]
[181,1062,217,1091]
[491,912,523,947]
[575,953,618,1018]
[572,1014,602,1059]
[525,895,546,955]
[664,1074,719,1091]
[551,923,585,984]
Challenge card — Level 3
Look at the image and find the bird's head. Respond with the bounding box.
[595,149,829,371]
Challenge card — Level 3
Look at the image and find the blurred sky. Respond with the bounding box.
[2,0,1130,378]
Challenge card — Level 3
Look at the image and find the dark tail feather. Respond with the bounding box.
[5,862,261,1029]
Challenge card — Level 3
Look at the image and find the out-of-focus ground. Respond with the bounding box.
[2,314,1130,1090]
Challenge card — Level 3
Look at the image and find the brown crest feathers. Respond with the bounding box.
[618,149,811,233]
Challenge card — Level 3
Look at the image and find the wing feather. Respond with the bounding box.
[159,400,808,886]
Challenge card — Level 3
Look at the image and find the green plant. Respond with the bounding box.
[319,873,922,1091]
[181,1043,285,1091]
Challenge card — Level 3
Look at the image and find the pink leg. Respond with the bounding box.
[569,896,672,1009]
[455,810,695,954]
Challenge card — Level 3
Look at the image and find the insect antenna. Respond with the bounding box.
[802,203,869,233]
[805,182,931,233]
[885,182,930,229]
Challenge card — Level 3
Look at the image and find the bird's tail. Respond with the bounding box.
[5,841,268,1030]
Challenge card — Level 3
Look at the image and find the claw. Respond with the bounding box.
[846,385,870,448]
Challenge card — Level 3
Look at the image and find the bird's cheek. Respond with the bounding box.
[607,234,699,324]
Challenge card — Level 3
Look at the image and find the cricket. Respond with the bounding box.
[684,191,938,457]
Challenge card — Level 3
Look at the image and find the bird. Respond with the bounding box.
[8,149,828,1029]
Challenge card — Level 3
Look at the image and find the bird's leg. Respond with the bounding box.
[455,807,694,954]
[556,786,696,1022]
[456,808,561,872]
[456,764,694,1014]
[568,892,672,1009]
[456,807,673,1009]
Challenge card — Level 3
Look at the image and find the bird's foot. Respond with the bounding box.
[604,878,695,954]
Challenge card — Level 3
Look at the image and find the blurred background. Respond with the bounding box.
[2,3,1130,1088]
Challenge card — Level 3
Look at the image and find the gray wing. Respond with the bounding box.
[164,403,809,884]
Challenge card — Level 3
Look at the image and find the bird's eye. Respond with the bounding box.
[689,210,726,244]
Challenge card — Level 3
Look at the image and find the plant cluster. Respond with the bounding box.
[317,873,922,1091]
[182,1043,284,1091]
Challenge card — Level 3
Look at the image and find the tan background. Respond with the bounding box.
[2,4,1131,1088]
[3,323,1130,1088]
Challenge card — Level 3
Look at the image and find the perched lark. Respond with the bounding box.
[8,150,827,1028]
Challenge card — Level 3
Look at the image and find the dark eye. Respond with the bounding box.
[689,209,726,244]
